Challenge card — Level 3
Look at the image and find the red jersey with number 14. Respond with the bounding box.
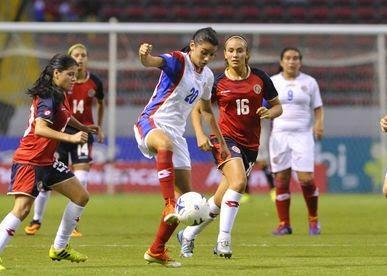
[13,94,71,166]
[212,68,278,150]
[67,72,104,125]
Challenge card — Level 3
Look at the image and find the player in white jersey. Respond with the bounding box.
[381,115,387,197]
[133,27,230,268]
[269,47,324,236]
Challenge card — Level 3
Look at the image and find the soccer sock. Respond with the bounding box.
[0,213,21,254]
[183,196,220,241]
[217,189,242,242]
[156,150,175,205]
[275,186,291,226]
[33,191,51,222]
[149,219,178,254]
[53,201,84,250]
[74,170,89,188]
[301,180,319,221]
[263,165,275,189]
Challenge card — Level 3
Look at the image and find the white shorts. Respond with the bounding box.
[269,131,314,173]
[257,119,270,162]
[133,124,191,169]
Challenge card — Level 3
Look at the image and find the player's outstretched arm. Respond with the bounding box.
[35,118,88,144]
[138,43,163,68]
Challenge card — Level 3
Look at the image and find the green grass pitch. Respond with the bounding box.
[1,193,387,275]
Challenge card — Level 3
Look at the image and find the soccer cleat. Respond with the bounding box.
[309,221,321,236]
[24,220,41,235]
[144,248,181,268]
[213,240,232,259]
[162,203,179,225]
[272,223,293,236]
[240,193,251,204]
[71,227,82,237]
[177,229,194,258]
[0,258,5,271]
[49,244,88,263]
[270,188,276,202]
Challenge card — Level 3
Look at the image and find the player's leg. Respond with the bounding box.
[383,171,387,198]
[24,190,51,235]
[48,161,89,263]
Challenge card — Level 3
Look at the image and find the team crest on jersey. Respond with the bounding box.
[253,84,262,94]
[232,146,241,153]
[301,85,308,92]
[44,110,51,116]
[88,89,96,97]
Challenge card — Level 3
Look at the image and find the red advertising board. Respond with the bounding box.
[0,163,327,194]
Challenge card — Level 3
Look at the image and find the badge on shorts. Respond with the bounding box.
[253,84,262,94]
[37,181,44,192]
[88,89,96,97]
[232,146,241,153]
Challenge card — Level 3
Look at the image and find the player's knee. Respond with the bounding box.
[73,190,89,207]
[230,178,247,193]
[274,175,290,189]
[12,205,31,221]
[299,176,314,186]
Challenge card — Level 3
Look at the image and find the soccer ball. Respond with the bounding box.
[175,192,209,226]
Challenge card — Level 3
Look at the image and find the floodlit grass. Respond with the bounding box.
[1,193,387,275]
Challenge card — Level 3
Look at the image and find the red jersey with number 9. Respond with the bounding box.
[67,72,104,125]
[212,68,278,150]
[13,94,71,166]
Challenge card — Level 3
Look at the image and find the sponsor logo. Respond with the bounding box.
[75,216,80,222]
[88,89,96,97]
[225,200,240,208]
[231,146,240,153]
[220,90,231,95]
[276,193,290,201]
[44,110,51,116]
[158,169,171,179]
[37,181,44,192]
[6,228,15,236]
[253,84,262,94]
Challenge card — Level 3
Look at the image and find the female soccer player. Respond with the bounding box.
[178,35,282,258]
[133,27,229,267]
[0,54,98,270]
[25,43,104,237]
[270,47,324,236]
[380,115,387,197]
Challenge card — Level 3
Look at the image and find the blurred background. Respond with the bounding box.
[0,0,386,194]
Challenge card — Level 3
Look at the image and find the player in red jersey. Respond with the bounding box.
[381,115,387,197]
[25,44,104,237]
[0,54,98,270]
[177,35,282,258]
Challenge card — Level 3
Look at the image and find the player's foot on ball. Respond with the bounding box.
[272,223,293,236]
[177,229,194,258]
[309,220,321,236]
[144,248,181,268]
[213,240,232,259]
[49,244,88,263]
[162,202,179,225]
[24,219,41,235]
[71,226,82,237]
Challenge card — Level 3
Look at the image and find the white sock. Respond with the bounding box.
[218,189,242,242]
[183,196,220,240]
[53,201,85,249]
[74,170,89,188]
[0,213,21,254]
[33,191,51,222]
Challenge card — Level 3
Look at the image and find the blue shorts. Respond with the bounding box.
[9,160,74,198]
[210,136,258,175]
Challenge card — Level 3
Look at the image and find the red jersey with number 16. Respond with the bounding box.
[13,94,71,166]
[212,68,278,150]
[67,72,104,125]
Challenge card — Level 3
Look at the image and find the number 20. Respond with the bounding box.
[184,88,199,104]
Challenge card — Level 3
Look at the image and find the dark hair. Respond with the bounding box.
[27,54,78,104]
[278,47,303,72]
[181,27,219,52]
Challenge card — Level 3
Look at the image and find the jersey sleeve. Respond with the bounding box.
[311,78,323,108]
[159,51,185,84]
[36,96,55,124]
[90,73,104,100]
[201,71,214,101]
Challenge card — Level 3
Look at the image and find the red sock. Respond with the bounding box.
[150,218,178,254]
[301,181,318,221]
[275,185,291,226]
[156,150,175,205]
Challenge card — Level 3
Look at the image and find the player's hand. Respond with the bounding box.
[71,131,88,144]
[85,124,99,134]
[383,179,387,198]
[197,134,213,152]
[314,123,324,140]
[139,43,152,57]
[380,115,387,132]
[219,142,231,162]
[97,129,105,143]
[256,107,271,119]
